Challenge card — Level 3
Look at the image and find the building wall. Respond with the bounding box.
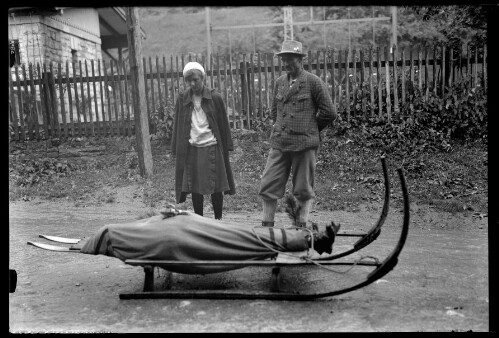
[9,8,107,128]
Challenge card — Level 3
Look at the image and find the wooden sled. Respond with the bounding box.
[27,159,409,300]
[117,166,409,300]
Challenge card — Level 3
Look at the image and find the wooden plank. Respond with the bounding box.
[110,60,119,136]
[474,45,478,88]
[163,56,169,105]
[338,48,343,113]
[66,61,75,137]
[483,45,487,91]
[91,60,100,136]
[369,47,374,117]
[84,60,95,137]
[224,54,229,117]
[71,61,81,137]
[38,63,49,139]
[8,67,19,140]
[433,46,437,95]
[181,54,185,88]
[441,45,446,98]
[28,63,40,140]
[201,54,207,86]
[352,49,357,116]
[331,48,336,105]
[257,52,263,119]
[216,53,221,93]
[345,49,350,122]
[57,62,68,138]
[263,53,269,110]
[14,65,25,140]
[360,49,366,113]
[142,58,150,137]
[392,46,399,113]
[466,43,470,80]
[170,55,175,106]
[176,55,181,95]
[250,53,256,121]
[424,47,429,100]
[49,62,61,137]
[78,61,88,136]
[270,53,276,98]
[97,60,105,137]
[207,53,212,89]
[409,47,414,87]
[417,47,422,92]
[103,60,112,136]
[384,47,391,122]
[122,60,132,136]
[242,53,250,129]
[228,53,236,128]
[147,57,154,117]
[448,48,453,87]
[156,56,162,113]
[235,54,242,128]
[21,64,33,140]
[323,49,328,84]
[401,48,406,105]
[376,47,382,117]
[116,58,125,136]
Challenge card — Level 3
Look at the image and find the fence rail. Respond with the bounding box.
[9,44,487,141]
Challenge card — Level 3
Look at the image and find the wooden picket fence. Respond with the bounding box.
[9,43,487,142]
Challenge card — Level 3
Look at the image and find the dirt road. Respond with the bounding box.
[9,191,488,332]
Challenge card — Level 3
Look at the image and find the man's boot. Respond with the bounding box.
[310,221,341,255]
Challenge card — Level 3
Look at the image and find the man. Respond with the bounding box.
[259,40,337,228]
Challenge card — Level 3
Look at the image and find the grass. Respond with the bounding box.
[8,129,488,216]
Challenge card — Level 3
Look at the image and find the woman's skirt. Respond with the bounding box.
[181,144,230,195]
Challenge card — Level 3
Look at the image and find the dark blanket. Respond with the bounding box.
[80,212,308,274]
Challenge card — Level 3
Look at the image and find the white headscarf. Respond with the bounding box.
[183,62,205,78]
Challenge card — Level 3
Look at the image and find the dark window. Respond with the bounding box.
[71,49,78,63]
[9,40,20,67]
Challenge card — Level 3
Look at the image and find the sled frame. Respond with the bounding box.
[119,166,409,300]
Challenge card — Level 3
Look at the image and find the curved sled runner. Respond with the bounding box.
[117,167,409,300]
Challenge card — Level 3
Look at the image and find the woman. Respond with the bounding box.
[171,62,235,220]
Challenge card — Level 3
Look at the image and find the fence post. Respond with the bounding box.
[71,61,81,137]
[352,49,357,116]
[369,47,374,117]
[360,49,366,114]
[384,46,391,123]
[49,62,61,138]
[483,45,487,91]
[98,60,105,137]
[14,65,26,140]
[345,49,350,122]
[91,60,100,137]
[84,60,95,137]
[57,62,68,138]
[401,47,406,106]
[241,54,249,129]
[250,53,256,122]
[433,46,437,95]
[21,64,33,140]
[29,63,40,140]
[424,47,429,101]
[392,45,399,114]
[374,48,381,118]
[331,48,336,107]
[441,45,446,98]
[8,68,19,140]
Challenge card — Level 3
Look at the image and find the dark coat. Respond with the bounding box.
[270,70,337,152]
[171,86,235,203]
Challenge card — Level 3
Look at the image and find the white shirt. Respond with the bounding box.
[189,96,217,147]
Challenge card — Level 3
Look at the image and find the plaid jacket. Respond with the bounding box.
[269,70,336,152]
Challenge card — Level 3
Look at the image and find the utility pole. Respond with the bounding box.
[283,6,293,41]
[372,6,376,47]
[125,7,153,178]
[348,7,351,55]
[205,7,211,66]
[390,6,397,52]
